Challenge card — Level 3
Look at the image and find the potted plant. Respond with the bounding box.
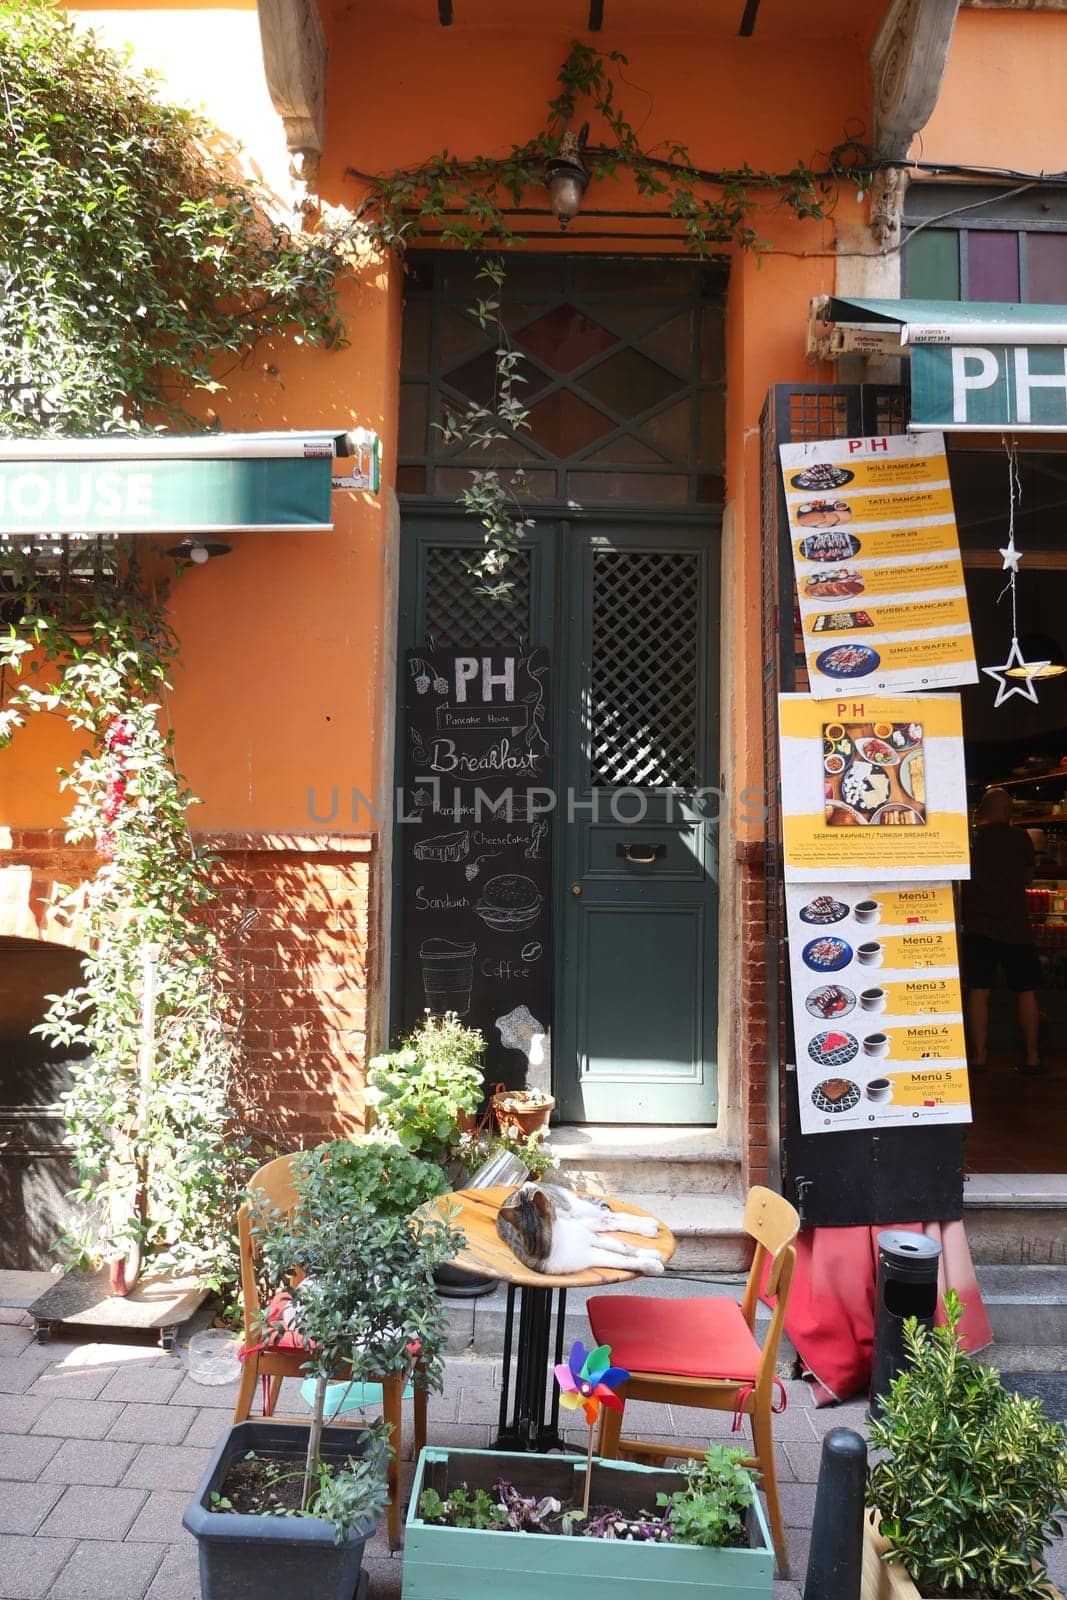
[368,1012,506,1298]
[490,1085,555,1140]
[184,1141,462,1600]
[402,1443,775,1599]
[864,1290,1067,1600]
[366,1011,486,1179]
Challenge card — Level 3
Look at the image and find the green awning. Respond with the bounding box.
[826,298,1067,431]
[827,297,1067,346]
[0,431,359,536]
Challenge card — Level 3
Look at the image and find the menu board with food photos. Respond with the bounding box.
[779,433,977,699]
[403,649,551,1092]
[778,692,970,882]
[786,882,971,1135]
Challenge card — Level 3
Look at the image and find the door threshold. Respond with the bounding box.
[964,1172,1067,1207]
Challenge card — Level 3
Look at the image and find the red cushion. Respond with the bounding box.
[263,1289,313,1352]
[586,1295,761,1383]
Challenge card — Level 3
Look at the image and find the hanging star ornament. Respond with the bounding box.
[999,539,1022,573]
[982,637,1050,708]
[554,1340,628,1426]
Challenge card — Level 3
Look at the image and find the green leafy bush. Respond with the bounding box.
[868,1290,1067,1599]
[297,1139,450,1219]
[0,0,346,434]
[658,1445,758,1549]
[366,1013,485,1167]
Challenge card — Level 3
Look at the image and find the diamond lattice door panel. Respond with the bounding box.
[558,527,720,1125]
[590,551,700,790]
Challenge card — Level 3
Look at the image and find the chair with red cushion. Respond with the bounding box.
[231,1152,427,1550]
[587,1185,799,1575]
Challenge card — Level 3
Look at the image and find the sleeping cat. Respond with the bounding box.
[496,1183,665,1276]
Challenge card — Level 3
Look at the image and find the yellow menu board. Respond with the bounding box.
[779,433,978,699]
[779,693,970,882]
[786,881,971,1135]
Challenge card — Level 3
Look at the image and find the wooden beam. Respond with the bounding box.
[588,0,604,29]
[738,0,761,35]
[438,0,453,23]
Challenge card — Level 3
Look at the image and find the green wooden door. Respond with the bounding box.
[556,523,720,1124]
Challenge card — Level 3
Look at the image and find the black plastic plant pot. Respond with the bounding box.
[433,1262,498,1299]
[183,1419,378,1600]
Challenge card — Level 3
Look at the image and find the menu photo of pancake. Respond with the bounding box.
[822,719,926,829]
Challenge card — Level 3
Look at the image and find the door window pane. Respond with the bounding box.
[905,230,960,300]
[1027,233,1067,303]
[517,306,619,372]
[589,550,700,787]
[966,230,1020,302]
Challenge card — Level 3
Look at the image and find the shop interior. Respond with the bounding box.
[951,444,1067,1174]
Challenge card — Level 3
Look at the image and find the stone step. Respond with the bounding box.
[976,1264,1067,1348]
[623,1191,749,1272]
[964,1175,1067,1266]
[548,1124,742,1197]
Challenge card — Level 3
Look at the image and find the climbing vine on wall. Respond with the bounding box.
[0,0,350,435]
[0,557,254,1281]
[351,41,835,593]
[0,0,359,1278]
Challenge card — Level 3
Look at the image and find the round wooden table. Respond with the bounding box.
[435,1186,675,1451]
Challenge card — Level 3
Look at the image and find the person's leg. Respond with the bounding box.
[966,987,991,1069]
[962,934,997,1070]
[1017,990,1044,1072]
[1004,943,1045,1073]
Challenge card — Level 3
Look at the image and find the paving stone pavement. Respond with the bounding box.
[0,1304,1063,1600]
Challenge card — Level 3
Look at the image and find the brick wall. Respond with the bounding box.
[0,829,379,1153]
[202,833,377,1149]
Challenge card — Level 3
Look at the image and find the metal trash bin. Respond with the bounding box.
[869,1230,941,1417]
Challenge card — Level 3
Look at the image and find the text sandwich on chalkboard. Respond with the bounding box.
[403,649,551,1092]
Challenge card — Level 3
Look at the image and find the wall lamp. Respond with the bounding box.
[167,538,232,565]
[546,123,589,230]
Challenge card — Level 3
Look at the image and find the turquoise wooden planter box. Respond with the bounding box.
[402,1447,775,1599]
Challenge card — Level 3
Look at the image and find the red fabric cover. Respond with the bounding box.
[586,1294,761,1383]
[760,1219,993,1407]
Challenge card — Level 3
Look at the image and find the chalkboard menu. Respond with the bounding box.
[403,649,551,1091]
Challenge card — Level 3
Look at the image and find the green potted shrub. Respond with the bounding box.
[403,1442,775,1599]
[369,1012,505,1298]
[864,1290,1067,1600]
[366,1011,486,1178]
[183,1141,462,1600]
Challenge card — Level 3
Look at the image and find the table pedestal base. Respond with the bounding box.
[492,1283,573,1453]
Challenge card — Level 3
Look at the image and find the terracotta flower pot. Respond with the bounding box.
[491,1090,554,1141]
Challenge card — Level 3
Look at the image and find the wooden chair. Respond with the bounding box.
[232,1151,428,1550]
[586,1185,799,1576]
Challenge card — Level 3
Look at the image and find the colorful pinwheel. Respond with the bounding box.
[554,1340,629,1426]
[555,1340,630,1514]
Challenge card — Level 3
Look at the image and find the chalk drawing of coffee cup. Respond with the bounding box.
[420,938,477,1017]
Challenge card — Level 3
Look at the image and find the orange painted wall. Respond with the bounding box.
[918,8,1067,173]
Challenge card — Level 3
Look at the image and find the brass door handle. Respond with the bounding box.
[571,883,582,896]
[616,843,666,864]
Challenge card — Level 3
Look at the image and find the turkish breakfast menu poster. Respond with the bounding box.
[779,692,970,882]
[779,433,978,700]
[785,882,971,1135]
[402,649,552,1093]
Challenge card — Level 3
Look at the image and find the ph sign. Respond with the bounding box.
[911,343,1067,431]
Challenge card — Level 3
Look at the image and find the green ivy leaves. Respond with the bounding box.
[0,0,347,435]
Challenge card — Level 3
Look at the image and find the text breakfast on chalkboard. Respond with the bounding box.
[403,650,551,1091]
